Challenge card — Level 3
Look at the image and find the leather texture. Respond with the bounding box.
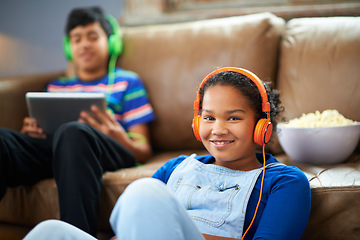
[118,12,285,151]
[0,13,359,240]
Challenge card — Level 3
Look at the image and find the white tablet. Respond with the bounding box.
[26,92,106,134]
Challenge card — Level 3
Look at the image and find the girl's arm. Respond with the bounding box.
[251,168,311,240]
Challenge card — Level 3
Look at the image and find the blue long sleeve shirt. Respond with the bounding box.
[152,153,311,240]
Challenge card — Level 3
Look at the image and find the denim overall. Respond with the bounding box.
[167,154,282,239]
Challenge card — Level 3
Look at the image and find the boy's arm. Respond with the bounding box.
[122,123,152,164]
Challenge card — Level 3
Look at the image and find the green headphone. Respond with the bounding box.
[63,14,123,61]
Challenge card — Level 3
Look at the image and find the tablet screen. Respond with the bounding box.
[26,92,106,134]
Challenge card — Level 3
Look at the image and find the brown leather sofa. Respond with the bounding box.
[0,12,359,240]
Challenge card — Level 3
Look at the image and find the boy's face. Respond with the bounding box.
[69,22,109,76]
[199,84,259,170]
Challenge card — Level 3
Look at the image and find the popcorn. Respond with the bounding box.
[279,109,358,128]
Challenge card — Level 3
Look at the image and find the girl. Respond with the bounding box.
[23,67,311,240]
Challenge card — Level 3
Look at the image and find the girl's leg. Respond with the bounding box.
[23,219,97,240]
[110,178,205,240]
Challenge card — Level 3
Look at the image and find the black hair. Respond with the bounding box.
[65,6,113,37]
[198,70,283,126]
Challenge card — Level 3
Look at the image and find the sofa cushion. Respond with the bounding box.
[278,155,360,240]
[0,149,206,233]
[277,16,360,123]
[0,159,162,230]
[275,16,360,240]
[119,12,285,151]
[0,72,63,131]
[275,16,360,157]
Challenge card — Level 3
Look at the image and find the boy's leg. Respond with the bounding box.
[0,128,52,199]
[52,122,136,236]
[23,220,97,240]
[110,178,205,240]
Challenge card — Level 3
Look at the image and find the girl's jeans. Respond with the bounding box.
[23,178,205,240]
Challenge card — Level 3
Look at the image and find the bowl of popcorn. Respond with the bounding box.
[277,110,360,165]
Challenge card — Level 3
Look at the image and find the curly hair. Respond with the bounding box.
[65,6,113,37]
[198,70,283,126]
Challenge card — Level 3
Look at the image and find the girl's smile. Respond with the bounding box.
[199,84,261,171]
[210,139,235,149]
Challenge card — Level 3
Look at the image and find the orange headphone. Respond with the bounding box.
[192,67,273,145]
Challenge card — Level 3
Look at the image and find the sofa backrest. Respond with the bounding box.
[277,16,360,123]
[119,12,285,151]
[0,72,63,131]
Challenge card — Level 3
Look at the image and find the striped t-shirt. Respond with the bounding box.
[47,68,155,131]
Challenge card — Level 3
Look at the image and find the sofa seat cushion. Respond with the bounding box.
[0,149,207,231]
[277,154,360,240]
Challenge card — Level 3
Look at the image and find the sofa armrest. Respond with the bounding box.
[0,72,64,131]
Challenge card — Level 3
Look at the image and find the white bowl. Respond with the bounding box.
[276,123,360,165]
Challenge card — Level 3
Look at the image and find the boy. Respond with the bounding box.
[0,6,155,237]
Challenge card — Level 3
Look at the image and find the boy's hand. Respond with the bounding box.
[21,117,46,139]
[79,105,127,139]
[79,105,152,163]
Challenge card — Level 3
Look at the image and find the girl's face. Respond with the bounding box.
[199,84,260,171]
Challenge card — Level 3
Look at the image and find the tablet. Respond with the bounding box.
[26,92,106,134]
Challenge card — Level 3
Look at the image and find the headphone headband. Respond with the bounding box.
[192,67,273,145]
[194,67,270,118]
[105,14,121,36]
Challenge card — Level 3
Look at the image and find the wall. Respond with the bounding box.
[0,0,124,77]
[1,0,358,77]
[121,0,360,25]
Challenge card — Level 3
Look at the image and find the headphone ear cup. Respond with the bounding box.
[108,34,123,56]
[254,119,273,145]
[192,116,202,142]
[106,15,123,56]
[63,35,73,61]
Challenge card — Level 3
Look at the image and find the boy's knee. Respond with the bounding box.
[54,121,87,137]
[52,122,93,148]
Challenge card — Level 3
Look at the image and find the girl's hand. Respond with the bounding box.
[20,117,46,139]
